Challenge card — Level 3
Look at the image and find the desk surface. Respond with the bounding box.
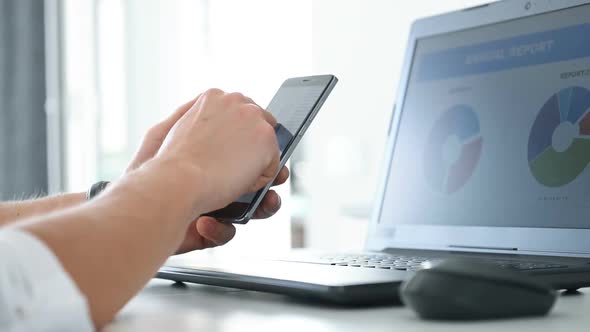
[104,279,590,331]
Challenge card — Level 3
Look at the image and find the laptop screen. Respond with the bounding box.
[381,3,590,229]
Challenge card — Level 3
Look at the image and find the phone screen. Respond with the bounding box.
[206,75,337,223]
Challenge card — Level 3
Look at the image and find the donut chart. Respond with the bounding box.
[424,105,483,194]
[528,86,590,187]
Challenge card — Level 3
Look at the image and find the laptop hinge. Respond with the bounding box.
[449,245,518,251]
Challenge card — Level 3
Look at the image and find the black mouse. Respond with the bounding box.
[400,258,558,320]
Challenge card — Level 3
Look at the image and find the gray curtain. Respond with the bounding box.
[0,0,48,199]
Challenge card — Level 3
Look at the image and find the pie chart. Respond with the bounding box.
[528,86,590,187]
[424,105,483,194]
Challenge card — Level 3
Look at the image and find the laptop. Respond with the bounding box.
[157,0,590,304]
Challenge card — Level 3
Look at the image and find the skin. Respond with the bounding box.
[1,89,288,329]
[0,193,86,226]
[0,95,289,252]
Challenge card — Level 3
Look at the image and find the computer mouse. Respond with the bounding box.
[399,258,558,320]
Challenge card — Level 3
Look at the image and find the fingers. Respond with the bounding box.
[174,217,236,254]
[164,96,200,130]
[231,92,279,193]
[252,190,282,219]
[196,217,236,247]
[267,148,281,176]
[273,166,289,186]
[261,110,278,128]
[249,147,280,192]
[126,95,200,172]
[177,192,283,254]
[229,92,277,128]
[250,167,288,219]
[149,96,200,143]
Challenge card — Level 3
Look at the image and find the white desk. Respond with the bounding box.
[105,279,590,331]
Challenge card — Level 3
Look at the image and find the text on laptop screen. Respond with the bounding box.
[382,4,590,229]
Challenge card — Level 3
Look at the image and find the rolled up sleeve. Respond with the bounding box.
[0,229,93,332]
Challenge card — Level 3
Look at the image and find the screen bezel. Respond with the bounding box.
[208,75,338,223]
[367,0,590,258]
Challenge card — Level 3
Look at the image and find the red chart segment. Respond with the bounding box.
[579,112,590,136]
[528,86,590,187]
[424,105,482,194]
[446,138,483,194]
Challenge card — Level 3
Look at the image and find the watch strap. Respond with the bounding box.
[86,181,111,200]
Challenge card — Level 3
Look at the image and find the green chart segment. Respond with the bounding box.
[528,86,590,187]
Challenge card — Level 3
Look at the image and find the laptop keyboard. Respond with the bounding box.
[320,254,569,272]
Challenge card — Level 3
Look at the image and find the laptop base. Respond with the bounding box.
[157,248,590,305]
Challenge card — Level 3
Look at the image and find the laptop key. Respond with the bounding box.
[546,264,568,268]
[324,254,570,274]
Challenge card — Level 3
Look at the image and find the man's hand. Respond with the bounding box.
[175,166,289,254]
[125,91,289,253]
[18,89,288,329]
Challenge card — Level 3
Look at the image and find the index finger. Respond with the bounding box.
[242,96,277,128]
[161,95,200,133]
[261,110,277,128]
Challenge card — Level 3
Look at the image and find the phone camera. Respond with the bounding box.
[524,1,532,10]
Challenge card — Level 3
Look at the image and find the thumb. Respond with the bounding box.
[249,150,280,192]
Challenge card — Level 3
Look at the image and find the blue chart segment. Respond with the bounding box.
[424,105,483,194]
[528,86,590,187]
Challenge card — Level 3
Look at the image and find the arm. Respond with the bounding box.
[0,92,286,237]
[0,97,201,228]
[0,94,284,232]
[14,89,280,329]
[0,192,85,226]
[19,160,205,329]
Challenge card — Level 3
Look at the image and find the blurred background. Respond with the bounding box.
[1,0,490,255]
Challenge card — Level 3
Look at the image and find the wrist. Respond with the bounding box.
[107,157,211,223]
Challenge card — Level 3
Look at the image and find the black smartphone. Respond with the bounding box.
[205,75,338,224]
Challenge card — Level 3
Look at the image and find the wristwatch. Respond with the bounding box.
[86,181,111,200]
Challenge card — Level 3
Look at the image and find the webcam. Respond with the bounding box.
[524,1,532,10]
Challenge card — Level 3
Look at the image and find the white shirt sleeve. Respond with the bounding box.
[0,229,94,332]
